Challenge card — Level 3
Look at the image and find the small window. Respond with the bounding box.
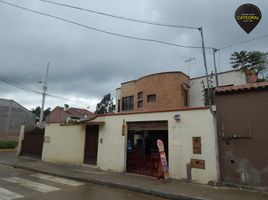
[138,91,143,100]
[117,99,121,112]
[137,100,143,108]
[147,94,156,102]
[182,89,188,107]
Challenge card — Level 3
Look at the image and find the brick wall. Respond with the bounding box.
[119,72,189,112]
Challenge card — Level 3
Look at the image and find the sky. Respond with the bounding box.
[0,0,267,112]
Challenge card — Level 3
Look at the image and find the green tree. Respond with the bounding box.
[95,93,115,114]
[230,50,250,70]
[31,106,51,122]
[230,50,268,79]
[248,51,268,77]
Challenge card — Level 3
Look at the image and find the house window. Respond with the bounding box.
[147,94,156,102]
[122,96,134,111]
[137,100,143,108]
[117,99,121,112]
[182,89,188,107]
[137,91,143,108]
[138,91,143,100]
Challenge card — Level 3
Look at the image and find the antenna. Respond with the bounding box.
[184,57,195,77]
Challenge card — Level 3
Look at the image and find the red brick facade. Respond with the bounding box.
[117,72,189,112]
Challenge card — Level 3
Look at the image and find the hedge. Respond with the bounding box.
[0,141,18,149]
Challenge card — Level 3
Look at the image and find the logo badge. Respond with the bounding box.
[235,4,261,33]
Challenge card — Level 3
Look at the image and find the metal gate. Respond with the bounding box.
[127,151,161,177]
[21,128,44,158]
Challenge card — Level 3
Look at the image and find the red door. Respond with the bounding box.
[84,125,99,164]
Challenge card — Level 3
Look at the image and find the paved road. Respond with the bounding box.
[0,165,166,200]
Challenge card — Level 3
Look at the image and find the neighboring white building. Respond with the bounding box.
[42,107,219,184]
[188,69,257,107]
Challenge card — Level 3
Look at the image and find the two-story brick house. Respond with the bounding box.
[115,71,189,113]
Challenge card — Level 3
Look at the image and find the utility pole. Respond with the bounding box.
[199,27,211,107]
[213,48,219,87]
[39,63,49,127]
[184,57,195,77]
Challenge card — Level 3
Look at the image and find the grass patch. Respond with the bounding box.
[0,141,18,149]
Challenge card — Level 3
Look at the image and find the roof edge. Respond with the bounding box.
[96,106,209,117]
[121,71,188,85]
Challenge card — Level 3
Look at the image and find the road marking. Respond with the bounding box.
[30,174,84,186]
[0,187,23,200]
[1,177,60,193]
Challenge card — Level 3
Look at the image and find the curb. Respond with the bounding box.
[0,149,16,152]
[10,164,208,200]
[222,182,268,193]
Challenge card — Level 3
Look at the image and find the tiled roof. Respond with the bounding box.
[215,82,268,94]
[46,106,94,123]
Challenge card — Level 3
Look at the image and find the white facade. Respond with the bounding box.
[189,70,247,107]
[42,108,219,184]
[42,123,86,164]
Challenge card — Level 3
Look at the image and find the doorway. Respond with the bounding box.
[126,121,168,177]
[84,125,99,165]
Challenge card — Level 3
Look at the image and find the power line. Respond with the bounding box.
[0,0,202,49]
[220,33,268,50]
[0,75,42,95]
[38,0,199,30]
[35,0,268,52]
[0,74,96,108]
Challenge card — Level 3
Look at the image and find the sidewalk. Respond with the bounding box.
[0,152,267,200]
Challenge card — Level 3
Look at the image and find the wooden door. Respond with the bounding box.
[21,128,44,158]
[84,125,99,164]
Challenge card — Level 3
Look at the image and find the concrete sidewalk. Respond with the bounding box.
[0,152,267,200]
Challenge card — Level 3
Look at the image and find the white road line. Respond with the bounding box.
[1,177,60,193]
[30,174,84,187]
[0,187,23,200]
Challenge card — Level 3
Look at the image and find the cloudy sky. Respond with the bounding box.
[0,0,267,112]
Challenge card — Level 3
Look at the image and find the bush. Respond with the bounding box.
[0,141,18,149]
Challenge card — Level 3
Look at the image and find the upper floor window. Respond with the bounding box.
[138,91,143,100]
[122,96,134,111]
[182,89,188,107]
[137,100,143,108]
[117,99,121,112]
[137,91,143,108]
[147,94,156,102]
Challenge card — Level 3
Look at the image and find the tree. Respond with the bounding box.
[248,51,268,77]
[31,106,51,122]
[95,93,115,114]
[230,50,268,78]
[230,50,250,70]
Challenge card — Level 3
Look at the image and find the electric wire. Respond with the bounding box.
[0,75,42,95]
[0,0,203,49]
[38,0,199,30]
[37,0,268,51]
[219,33,268,50]
[0,74,96,108]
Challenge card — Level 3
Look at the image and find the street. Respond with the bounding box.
[0,165,166,200]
